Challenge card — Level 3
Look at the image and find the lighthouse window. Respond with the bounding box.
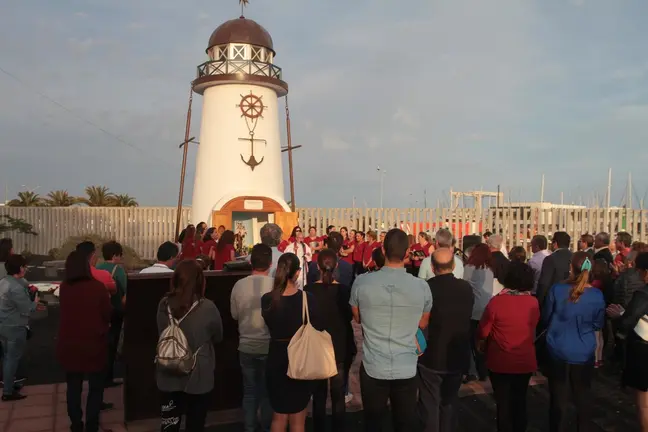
[232,44,247,60]
[251,46,265,62]
[216,46,227,61]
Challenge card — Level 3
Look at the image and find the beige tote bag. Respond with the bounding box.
[286,292,338,380]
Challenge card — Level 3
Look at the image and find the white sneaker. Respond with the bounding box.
[345,393,353,404]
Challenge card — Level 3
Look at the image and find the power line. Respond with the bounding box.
[0,64,176,166]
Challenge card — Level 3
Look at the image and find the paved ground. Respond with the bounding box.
[3,302,641,431]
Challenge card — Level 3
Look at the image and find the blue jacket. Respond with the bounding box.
[543,282,605,364]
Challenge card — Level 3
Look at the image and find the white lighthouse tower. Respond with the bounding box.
[191,13,295,238]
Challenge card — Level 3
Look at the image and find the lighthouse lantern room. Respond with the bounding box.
[191,13,296,244]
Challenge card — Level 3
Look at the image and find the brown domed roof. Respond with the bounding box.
[207,17,274,53]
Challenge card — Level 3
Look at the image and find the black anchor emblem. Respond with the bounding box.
[238,132,266,171]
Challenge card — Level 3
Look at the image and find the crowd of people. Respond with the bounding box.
[2,223,648,431]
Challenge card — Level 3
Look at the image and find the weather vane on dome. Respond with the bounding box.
[239,0,249,16]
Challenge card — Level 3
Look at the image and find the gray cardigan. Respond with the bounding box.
[155,298,223,395]
[0,275,36,327]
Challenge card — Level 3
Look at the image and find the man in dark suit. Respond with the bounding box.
[536,231,573,309]
[593,232,614,265]
[579,234,595,259]
[486,234,510,283]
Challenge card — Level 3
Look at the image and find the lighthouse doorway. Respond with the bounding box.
[232,211,272,248]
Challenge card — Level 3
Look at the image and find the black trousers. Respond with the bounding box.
[547,359,593,432]
[160,391,210,432]
[66,371,105,432]
[469,320,488,379]
[106,310,123,383]
[354,261,366,276]
[416,365,462,432]
[489,371,531,432]
[313,362,346,432]
[360,363,417,432]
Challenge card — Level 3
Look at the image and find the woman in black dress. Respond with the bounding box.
[305,249,353,432]
[261,253,320,432]
[607,252,648,430]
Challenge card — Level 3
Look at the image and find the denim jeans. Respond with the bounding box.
[0,325,27,396]
[239,352,272,432]
[66,371,105,432]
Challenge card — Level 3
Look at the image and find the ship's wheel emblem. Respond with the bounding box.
[238,92,266,119]
[237,91,268,171]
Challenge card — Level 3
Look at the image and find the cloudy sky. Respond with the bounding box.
[1,0,647,208]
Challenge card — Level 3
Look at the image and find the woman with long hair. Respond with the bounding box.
[56,251,111,430]
[542,251,605,432]
[305,249,352,432]
[278,226,300,253]
[195,222,207,254]
[262,253,321,432]
[339,227,355,265]
[201,227,218,257]
[213,230,236,270]
[156,260,223,432]
[180,225,198,260]
[284,229,312,290]
[463,243,502,382]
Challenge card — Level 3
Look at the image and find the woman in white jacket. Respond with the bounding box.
[284,230,312,290]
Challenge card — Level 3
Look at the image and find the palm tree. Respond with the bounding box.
[7,191,44,207]
[110,194,139,207]
[45,190,78,207]
[83,186,114,207]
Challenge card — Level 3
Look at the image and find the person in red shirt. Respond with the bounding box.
[352,231,366,275]
[179,225,199,260]
[57,250,112,432]
[408,232,431,274]
[477,262,540,432]
[614,232,633,274]
[278,226,300,253]
[305,226,323,262]
[340,227,355,265]
[201,227,218,257]
[363,231,381,271]
[75,241,117,295]
[213,230,236,270]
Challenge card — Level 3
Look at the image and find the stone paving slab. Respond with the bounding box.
[0,382,125,432]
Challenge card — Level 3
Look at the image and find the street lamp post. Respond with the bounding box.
[377,166,386,209]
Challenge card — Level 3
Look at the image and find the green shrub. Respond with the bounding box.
[54,234,146,270]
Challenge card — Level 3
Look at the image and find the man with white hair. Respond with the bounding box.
[418,229,464,280]
[247,223,284,277]
[486,234,510,283]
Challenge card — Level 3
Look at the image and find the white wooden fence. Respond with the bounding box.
[1,207,191,259]
[1,206,646,259]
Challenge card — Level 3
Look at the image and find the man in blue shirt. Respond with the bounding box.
[350,228,432,431]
